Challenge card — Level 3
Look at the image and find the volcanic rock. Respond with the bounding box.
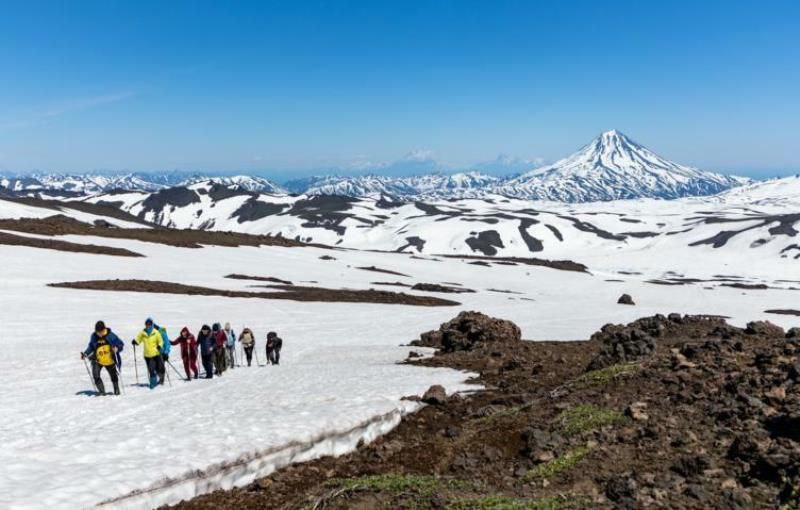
[618,293,635,305]
[413,311,521,352]
[421,385,447,405]
[745,321,785,337]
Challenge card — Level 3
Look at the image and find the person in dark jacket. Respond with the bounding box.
[196,324,215,379]
[211,323,227,375]
[266,331,282,365]
[170,327,198,380]
[81,320,124,395]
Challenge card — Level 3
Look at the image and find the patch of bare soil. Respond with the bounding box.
[370,281,411,287]
[357,265,411,277]
[48,279,459,306]
[225,273,293,285]
[0,215,313,249]
[766,309,800,316]
[165,312,800,510]
[487,288,524,294]
[0,231,143,257]
[411,283,476,294]
[722,283,770,290]
[440,254,588,273]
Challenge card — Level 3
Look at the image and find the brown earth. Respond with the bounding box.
[357,265,412,277]
[48,279,460,306]
[0,215,313,249]
[164,312,800,509]
[225,273,294,285]
[439,254,588,273]
[766,309,800,317]
[411,283,477,294]
[0,231,144,257]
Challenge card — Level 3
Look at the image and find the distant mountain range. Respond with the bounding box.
[75,176,800,262]
[1,130,752,202]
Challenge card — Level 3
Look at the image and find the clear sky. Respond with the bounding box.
[0,0,798,180]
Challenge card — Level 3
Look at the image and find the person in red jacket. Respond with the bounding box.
[211,323,228,376]
[171,327,199,380]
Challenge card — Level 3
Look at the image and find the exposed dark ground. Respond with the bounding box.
[163,312,800,510]
[0,215,313,249]
[48,279,460,307]
[0,231,143,257]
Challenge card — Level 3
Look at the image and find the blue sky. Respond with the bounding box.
[0,0,798,180]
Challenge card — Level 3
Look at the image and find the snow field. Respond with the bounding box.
[0,212,797,508]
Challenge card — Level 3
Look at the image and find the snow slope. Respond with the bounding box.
[0,195,798,508]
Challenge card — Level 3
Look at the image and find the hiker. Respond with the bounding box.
[266,331,283,365]
[132,318,165,389]
[196,324,215,379]
[81,320,124,395]
[211,323,227,375]
[171,327,198,380]
[239,327,255,366]
[153,321,171,385]
[223,322,236,369]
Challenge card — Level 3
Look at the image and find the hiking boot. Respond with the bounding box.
[113,383,120,395]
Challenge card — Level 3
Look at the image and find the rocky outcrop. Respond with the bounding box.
[745,320,786,337]
[421,385,447,405]
[617,293,635,305]
[587,314,730,370]
[412,311,521,352]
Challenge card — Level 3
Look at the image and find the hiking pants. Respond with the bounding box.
[144,356,162,389]
[157,354,168,384]
[92,361,119,394]
[201,352,213,379]
[225,346,236,368]
[214,347,226,374]
[269,347,280,365]
[243,345,254,366]
[182,355,198,379]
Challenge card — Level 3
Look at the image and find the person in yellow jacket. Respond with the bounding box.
[132,317,164,389]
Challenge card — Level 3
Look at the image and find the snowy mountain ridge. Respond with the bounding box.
[0,172,285,195]
[1,130,753,202]
[285,171,502,199]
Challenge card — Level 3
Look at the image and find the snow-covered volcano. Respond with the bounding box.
[497,130,749,201]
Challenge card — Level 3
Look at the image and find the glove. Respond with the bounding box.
[163,353,169,361]
[80,352,86,360]
[131,340,138,346]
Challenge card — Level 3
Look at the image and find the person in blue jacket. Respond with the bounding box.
[153,321,171,385]
[81,320,124,395]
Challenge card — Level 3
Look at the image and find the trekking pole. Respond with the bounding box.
[166,358,188,381]
[255,346,263,367]
[164,360,173,387]
[82,356,98,394]
[133,342,140,385]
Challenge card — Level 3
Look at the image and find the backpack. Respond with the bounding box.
[158,326,171,355]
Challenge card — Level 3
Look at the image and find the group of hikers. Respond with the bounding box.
[80,318,284,395]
